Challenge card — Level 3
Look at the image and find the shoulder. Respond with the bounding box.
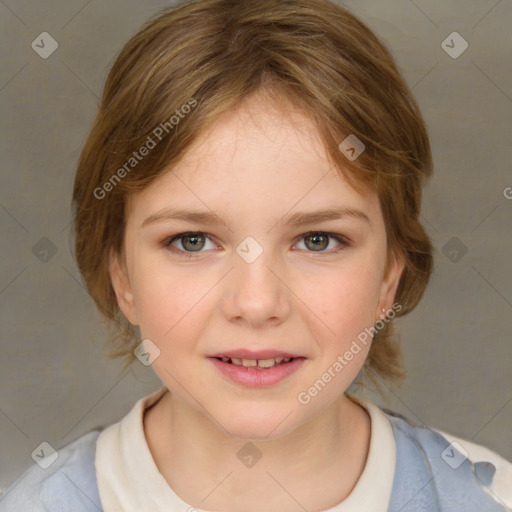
[431,427,512,509]
[382,408,512,511]
[0,430,103,512]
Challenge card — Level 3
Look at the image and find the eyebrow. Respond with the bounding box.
[141,206,370,229]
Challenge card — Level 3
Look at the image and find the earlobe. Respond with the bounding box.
[108,249,139,326]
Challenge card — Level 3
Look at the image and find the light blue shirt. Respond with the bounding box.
[0,408,508,511]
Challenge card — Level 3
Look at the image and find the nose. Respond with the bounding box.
[221,242,291,328]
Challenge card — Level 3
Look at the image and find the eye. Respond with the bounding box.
[295,231,351,253]
[162,232,217,257]
[162,230,351,258]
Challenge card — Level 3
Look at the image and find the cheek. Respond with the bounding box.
[134,270,209,381]
[305,264,381,346]
[132,261,205,342]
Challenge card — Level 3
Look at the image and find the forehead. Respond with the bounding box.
[127,95,380,224]
[180,94,328,169]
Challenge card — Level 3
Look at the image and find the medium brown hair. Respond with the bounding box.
[72,0,434,393]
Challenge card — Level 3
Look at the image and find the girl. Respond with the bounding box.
[2,0,510,510]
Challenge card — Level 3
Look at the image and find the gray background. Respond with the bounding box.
[1,0,511,495]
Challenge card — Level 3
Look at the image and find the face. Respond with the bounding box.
[110,94,404,440]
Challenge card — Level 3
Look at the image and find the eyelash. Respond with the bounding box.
[161,231,352,258]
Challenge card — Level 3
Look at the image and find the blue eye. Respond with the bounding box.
[162,231,351,258]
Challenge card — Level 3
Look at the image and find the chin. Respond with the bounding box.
[217,408,299,441]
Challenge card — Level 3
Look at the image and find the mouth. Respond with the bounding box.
[208,352,306,387]
[211,355,303,370]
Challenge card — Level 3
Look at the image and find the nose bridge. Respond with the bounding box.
[223,235,290,325]
[234,235,280,296]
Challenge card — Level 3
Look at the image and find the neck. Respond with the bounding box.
[144,389,371,512]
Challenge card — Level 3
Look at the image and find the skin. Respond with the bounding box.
[109,91,404,512]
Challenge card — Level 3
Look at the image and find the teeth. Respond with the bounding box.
[221,356,293,369]
[257,358,276,368]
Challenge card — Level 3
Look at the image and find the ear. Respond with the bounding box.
[108,249,139,326]
[374,248,405,322]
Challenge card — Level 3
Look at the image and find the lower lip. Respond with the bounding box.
[209,357,306,387]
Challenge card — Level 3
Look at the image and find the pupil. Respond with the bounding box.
[184,234,204,251]
[307,233,327,251]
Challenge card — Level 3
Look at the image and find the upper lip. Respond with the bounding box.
[209,349,304,360]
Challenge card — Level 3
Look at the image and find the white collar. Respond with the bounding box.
[95,386,396,512]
